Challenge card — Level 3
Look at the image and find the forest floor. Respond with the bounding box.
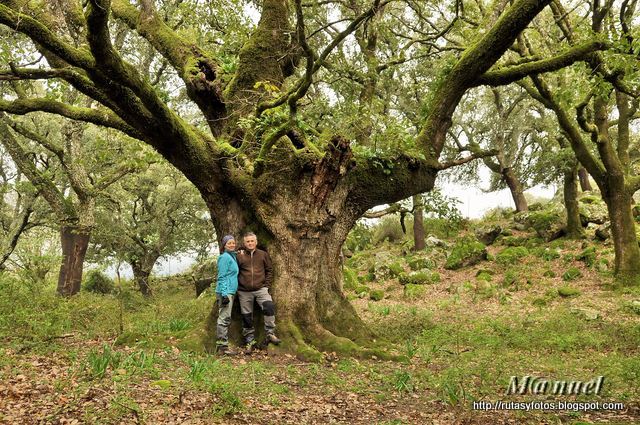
[1,219,639,424]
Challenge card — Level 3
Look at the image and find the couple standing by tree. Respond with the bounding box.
[215,232,281,355]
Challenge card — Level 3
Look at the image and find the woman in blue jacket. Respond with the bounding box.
[216,234,239,355]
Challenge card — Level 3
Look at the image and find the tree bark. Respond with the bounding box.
[604,187,640,280]
[578,167,592,191]
[563,164,584,239]
[412,195,426,251]
[57,225,90,296]
[502,167,528,212]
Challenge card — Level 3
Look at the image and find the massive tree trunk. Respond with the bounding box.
[57,225,91,296]
[502,167,528,212]
[563,164,584,239]
[201,137,437,358]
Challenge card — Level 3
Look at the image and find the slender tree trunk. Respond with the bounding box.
[0,199,35,269]
[57,225,90,296]
[578,167,592,191]
[502,167,528,212]
[604,186,640,280]
[132,266,153,297]
[412,195,426,251]
[563,164,584,239]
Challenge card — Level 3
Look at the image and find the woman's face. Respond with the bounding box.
[224,239,236,251]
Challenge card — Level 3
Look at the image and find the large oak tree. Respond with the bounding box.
[0,0,603,356]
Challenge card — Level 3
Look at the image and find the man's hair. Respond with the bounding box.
[243,232,257,239]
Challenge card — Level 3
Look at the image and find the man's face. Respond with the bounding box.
[244,235,257,251]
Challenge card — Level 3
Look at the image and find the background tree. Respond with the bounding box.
[90,162,212,296]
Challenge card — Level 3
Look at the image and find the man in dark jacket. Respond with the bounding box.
[237,232,281,348]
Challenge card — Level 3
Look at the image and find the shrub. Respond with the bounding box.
[495,247,529,265]
[342,268,358,290]
[84,270,114,294]
[534,247,560,261]
[345,222,373,252]
[372,216,405,244]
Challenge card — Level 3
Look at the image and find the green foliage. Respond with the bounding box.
[562,268,583,282]
[345,222,373,252]
[83,270,115,294]
[342,268,358,290]
[476,271,493,282]
[495,246,529,265]
[503,269,519,287]
[444,237,486,270]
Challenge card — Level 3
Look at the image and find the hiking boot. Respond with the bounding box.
[265,333,281,345]
[217,345,238,356]
[243,340,256,354]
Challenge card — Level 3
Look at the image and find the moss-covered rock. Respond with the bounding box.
[502,269,519,287]
[528,209,566,242]
[578,194,608,225]
[595,222,610,241]
[576,246,597,267]
[533,247,561,261]
[495,246,529,265]
[369,290,385,301]
[476,271,493,282]
[562,268,582,281]
[387,261,405,277]
[354,285,370,295]
[403,284,426,299]
[474,225,502,245]
[399,271,440,285]
[407,257,434,271]
[445,237,487,270]
[558,286,581,297]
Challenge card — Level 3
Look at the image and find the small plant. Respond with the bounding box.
[187,359,208,382]
[168,318,190,332]
[393,371,413,392]
[86,344,122,379]
[342,268,358,290]
[387,262,405,277]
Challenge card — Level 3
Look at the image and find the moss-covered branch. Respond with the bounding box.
[415,0,552,161]
[0,97,143,139]
[110,0,227,136]
[475,41,608,87]
[0,4,95,69]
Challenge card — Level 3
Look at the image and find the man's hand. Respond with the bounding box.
[221,295,230,306]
